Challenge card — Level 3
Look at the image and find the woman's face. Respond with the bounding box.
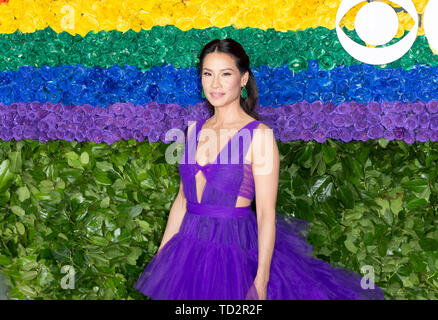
[201,52,248,107]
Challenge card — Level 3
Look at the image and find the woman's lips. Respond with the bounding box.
[210,92,225,98]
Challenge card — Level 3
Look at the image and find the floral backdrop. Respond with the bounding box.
[0,0,437,300]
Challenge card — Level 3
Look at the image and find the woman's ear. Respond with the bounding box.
[241,70,249,86]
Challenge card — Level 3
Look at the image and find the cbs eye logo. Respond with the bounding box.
[336,0,438,65]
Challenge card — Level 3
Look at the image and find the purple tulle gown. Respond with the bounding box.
[133,118,385,300]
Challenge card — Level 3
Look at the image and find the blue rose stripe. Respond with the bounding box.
[0,62,438,108]
[2,100,438,144]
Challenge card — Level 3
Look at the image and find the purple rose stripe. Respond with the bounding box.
[1,100,438,145]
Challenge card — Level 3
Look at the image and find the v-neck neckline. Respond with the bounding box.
[194,118,258,168]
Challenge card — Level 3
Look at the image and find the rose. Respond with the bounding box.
[146,84,160,100]
[339,127,352,142]
[300,129,313,141]
[416,128,430,142]
[343,114,353,127]
[404,130,415,144]
[353,87,372,104]
[301,116,314,129]
[431,130,438,141]
[284,85,304,102]
[325,102,336,114]
[307,60,320,74]
[335,102,351,115]
[327,128,340,140]
[280,130,291,143]
[393,114,407,127]
[430,115,438,131]
[380,114,396,130]
[275,115,288,127]
[311,111,325,123]
[411,101,425,114]
[368,101,382,115]
[389,101,405,114]
[313,129,326,143]
[331,114,344,127]
[404,115,418,130]
[367,125,384,139]
[384,128,395,141]
[426,100,438,114]
[393,127,405,140]
[0,126,12,140]
[352,129,368,141]
[418,113,430,129]
[334,79,349,94]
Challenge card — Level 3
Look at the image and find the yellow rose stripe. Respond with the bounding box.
[0,0,429,37]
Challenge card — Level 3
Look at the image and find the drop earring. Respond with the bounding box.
[201,89,205,98]
[241,85,247,99]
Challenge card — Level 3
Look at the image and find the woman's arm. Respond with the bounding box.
[157,179,187,252]
[157,121,196,252]
[251,123,280,284]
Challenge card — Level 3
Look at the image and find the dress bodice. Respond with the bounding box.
[178,117,263,208]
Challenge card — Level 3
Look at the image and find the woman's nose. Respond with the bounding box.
[212,76,221,87]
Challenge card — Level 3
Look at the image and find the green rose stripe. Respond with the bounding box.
[0,25,437,72]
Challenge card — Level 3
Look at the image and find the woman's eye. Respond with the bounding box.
[202,72,231,76]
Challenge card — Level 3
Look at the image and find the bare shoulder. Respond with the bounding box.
[254,122,274,139]
[248,122,277,162]
[248,122,279,177]
[254,122,271,131]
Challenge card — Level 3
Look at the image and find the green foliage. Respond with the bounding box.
[0,137,437,299]
[277,139,438,300]
[0,138,180,299]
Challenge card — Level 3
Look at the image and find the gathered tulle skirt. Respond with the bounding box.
[133,202,385,300]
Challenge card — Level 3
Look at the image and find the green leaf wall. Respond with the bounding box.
[0,138,437,299]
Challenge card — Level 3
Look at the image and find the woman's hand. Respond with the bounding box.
[254,278,268,300]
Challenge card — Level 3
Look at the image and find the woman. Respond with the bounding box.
[133,39,385,300]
